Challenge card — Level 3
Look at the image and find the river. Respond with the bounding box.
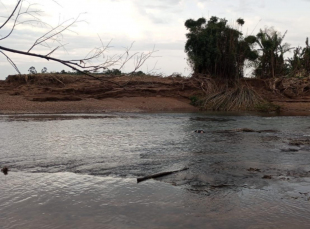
[0,112,310,228]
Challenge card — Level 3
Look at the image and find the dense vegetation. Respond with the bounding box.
[184,16,310,111]
[185,16,310,80]
[287,38,310,77]
[253,28,291,78]
[185,16,257,80]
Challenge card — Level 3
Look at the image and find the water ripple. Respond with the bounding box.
[1,113,310,228]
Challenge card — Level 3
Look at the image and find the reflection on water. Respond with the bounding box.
[0,113,310,228]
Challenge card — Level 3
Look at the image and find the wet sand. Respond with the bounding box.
[0,94,198,114]
[1,93,310,115]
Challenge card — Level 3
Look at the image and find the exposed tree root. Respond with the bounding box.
[201,85,266,111]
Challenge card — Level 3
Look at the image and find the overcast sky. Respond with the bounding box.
[0,0,310,79]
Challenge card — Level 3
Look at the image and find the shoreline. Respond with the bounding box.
[0,74,310,115]
[0,93,309,116]
[0,95,199,114]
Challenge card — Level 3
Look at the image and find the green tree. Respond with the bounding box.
[184,16,258,79]
[236,18,245,32]
[236,18,245,26]
[304,38,310,74]
[287,38,310,77]
[28,66,37,74]
[254,27,291,78]
[103,69,122,75]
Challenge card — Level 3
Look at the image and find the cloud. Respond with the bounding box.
[1,0,310,79]
[130,0,184,25]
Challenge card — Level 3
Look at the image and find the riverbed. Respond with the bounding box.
[1,113,310,228]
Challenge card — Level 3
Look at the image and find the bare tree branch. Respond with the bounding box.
[27,14,85,52]
[0,45,100,79]
[129,45,159,74]
[0,1,23,40]
[118,41,139,70]
[0,50,21,74]
[146,60,161,74]
[0,0,22,30]
[0,0,158,80]
[46,43,68,57]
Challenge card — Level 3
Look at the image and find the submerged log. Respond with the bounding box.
[215,128,278,134]
[262,175,272,179]
[1,166,9,175]
[137,167,189,183]
[210,184,234,188]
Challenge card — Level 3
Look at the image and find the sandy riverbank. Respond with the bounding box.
[0,74,309,114]
[0,94,198,114]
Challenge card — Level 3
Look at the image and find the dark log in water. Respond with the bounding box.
[210,184,234,188]
[137,167,189,183]
[1,166,9,175]
[214,128,278,134]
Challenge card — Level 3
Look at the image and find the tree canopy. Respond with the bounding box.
[184,16,258,79]
[286,38,310,77]
[253,28,291,78]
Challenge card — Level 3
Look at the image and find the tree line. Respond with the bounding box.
[185,16,310,79]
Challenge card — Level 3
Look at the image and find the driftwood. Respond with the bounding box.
[137,167,189,183]
[210,184,234,188]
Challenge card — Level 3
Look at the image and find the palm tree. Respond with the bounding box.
[254,27,291,78]
[236,18,245,32]
[287,38,310,77]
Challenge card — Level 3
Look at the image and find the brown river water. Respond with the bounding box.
[0,112,310,228]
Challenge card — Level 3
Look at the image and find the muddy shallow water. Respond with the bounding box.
[0,112,310,228]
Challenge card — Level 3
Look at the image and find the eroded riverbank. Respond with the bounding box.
[1,74,310,114]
